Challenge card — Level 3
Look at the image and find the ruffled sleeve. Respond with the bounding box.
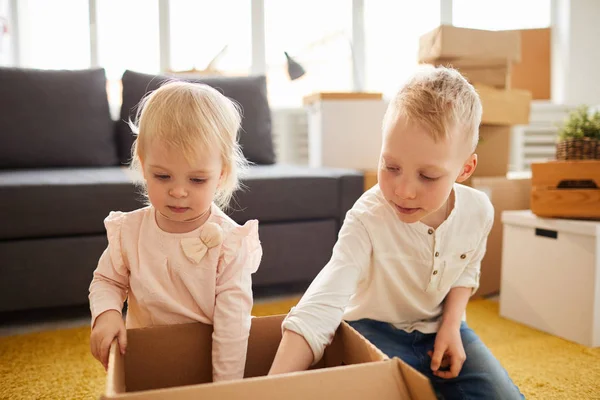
[220,219,262,273]
[211,219,262,382]
[88,212,130,328]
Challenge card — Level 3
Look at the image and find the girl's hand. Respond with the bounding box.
[429,322,466,379]
[90,310,127,371]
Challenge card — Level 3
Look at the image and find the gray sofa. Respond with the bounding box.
[0,68,363,313]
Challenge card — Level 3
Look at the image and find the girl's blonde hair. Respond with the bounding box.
[129,80,247,209]
[383,65,482,153]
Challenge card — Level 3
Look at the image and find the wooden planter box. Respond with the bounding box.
[531,160,600,219]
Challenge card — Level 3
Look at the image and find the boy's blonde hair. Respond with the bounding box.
[383,65,482,153]
[130,80,247,209]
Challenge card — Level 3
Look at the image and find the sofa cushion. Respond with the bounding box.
[228,164,363,224]
[254,220,337,287]
[0,67,118,169]
[117,70,275,166]
[0,165,362,240]
[0,235,111,312]
[0,168,144,240]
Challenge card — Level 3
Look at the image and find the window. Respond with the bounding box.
[264,0,353,107]
[17,0,90,69]
[96,0,160,81]
[453,0,551,30]
[96,0,160,107]
[364,0,440,98]
[169,0,251,75]
[0,0,12,66]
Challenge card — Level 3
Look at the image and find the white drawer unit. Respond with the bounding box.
[500,210,600,347]
[304,93,387,170]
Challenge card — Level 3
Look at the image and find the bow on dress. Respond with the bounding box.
[180,222,224,263]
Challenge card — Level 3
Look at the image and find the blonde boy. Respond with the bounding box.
[269,66,524,399]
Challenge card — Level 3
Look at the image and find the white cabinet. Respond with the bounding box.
[304,92,387,170]
[500,210,600,347]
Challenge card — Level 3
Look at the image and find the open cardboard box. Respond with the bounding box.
[103,314,436,399]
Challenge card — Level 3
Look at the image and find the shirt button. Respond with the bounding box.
[433,270,438,275]
[428,228,434,235]
[435,251,440,257]
[460,254,467,259]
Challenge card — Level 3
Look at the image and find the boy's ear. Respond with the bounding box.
[456,154,477,183]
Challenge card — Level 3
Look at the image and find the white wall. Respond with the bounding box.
[552,0,600,106]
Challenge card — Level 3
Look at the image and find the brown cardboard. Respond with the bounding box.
[432,58,509,68]
[471,175,532,296]
[460,65,510,89]
[433,58,511,89]
[104,360,430,400]
[477,85,532,126]
[418,25,521,63]
[509,28,551,100]
[472,125,512,179]
[364,170,378,191]
[103,314,437,399]
[303,92,383,106]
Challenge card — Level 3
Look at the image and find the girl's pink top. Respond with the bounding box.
[89,204,262,382]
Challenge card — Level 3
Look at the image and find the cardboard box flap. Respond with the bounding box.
[419,25,521,63]
[245,315,287,377]
[125,321,213,392]
[321,321,388,367]
[104,359,437,400]
[106,342,126,397]
[397,359,438,400]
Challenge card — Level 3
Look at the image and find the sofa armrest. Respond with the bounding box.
[339,172,364,226]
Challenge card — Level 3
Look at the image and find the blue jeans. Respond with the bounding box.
[348,319,524,400]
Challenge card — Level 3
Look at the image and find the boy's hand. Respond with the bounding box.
[429,322,465,379]
[90,310,127,371]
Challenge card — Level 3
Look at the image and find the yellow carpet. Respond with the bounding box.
[0,299,599,400]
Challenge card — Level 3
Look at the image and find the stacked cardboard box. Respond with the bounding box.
[419,25,532,184]
[419,25,521,89]
[419,25,533,297]
[509,28,551,100]
[365,26,539,194]
[471,173,531,297]
[419,25,551,99]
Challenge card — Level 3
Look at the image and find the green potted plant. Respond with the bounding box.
[556,105,600,160]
